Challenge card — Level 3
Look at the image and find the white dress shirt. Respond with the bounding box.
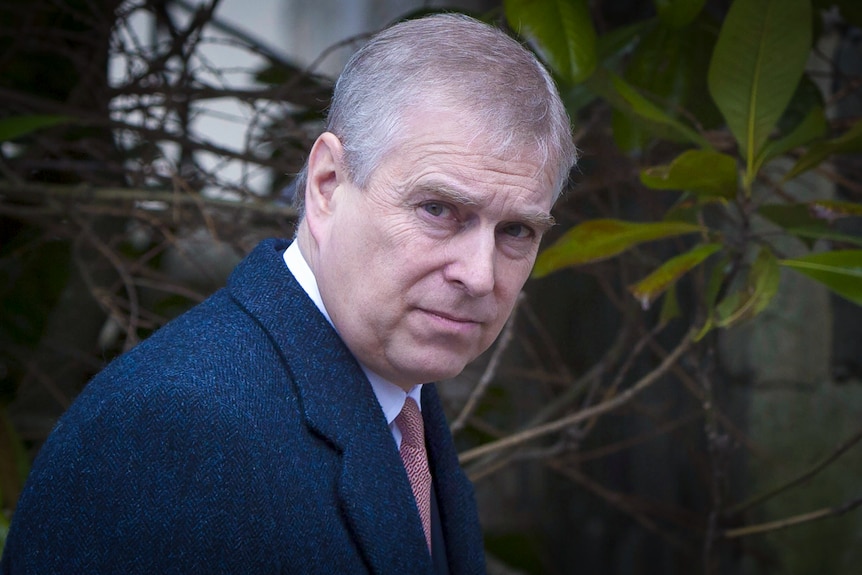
[283,241,422,448]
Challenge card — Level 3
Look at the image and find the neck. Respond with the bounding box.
[295,222,318,275]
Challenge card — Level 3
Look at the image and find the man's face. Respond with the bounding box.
[311,109,556,389]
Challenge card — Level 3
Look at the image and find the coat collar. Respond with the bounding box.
[227,239,435,574]
[423,385,486,574]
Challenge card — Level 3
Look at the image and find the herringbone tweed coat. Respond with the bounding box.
[2,238,485,575]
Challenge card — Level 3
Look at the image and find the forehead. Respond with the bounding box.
[373,107,556,209]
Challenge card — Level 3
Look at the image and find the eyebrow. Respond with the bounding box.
[417,183,479,207]
[415,183,556,232]
[523,211,557,233]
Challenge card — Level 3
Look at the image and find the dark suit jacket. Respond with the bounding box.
[1,239,486,574]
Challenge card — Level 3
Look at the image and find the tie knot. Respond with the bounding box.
[396,397,424,449]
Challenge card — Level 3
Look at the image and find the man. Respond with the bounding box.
[2,13,575,575]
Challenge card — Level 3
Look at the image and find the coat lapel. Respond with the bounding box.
[227,239,433,574]
[423,385,486,575]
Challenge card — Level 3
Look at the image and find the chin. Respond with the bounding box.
[404,355,474,384]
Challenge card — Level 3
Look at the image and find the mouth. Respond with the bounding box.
[421,308,484,325]
[415,307,494,339]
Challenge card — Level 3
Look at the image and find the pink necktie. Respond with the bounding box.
[396,397,432,551]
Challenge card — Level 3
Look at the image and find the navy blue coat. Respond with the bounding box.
[1,239,486,574]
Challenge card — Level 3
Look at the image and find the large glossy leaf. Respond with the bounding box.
[781,250,862,306]
[715,247,780,327]
[609,73,711,148]
[561,20,651,115]
[599,20,652,60]
[758,203,829,249]
[618,18,720,151]
[776,75,825,137]
[505,0,597,83]
[758,202,862,249]
[659,284,683,325]
[756,106,827,173]
[0,114,73,142]
[784,120,862,181]
[788,229,862,249]
[807,200,862,222]
[655,0,706,28]
[611,110,648,152]
[694,255,731,340]
[533,219,703,278]
[641,150,738,199]
[629,18,720,119]
[758,204,817,228]
[629,242,722,309]
[708,0,811,174]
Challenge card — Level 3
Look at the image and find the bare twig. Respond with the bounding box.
[71,214,141,350]
[726,426,862,517]
[451,293,524,433]
[547,460,694,555]
[723,496,862,539]
[459,330,695,465]
[567,411,702,464]
[0,181,298,218]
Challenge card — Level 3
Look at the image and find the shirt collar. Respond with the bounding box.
[282,241,422,424]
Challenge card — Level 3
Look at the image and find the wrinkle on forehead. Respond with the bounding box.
[397,143,553,194]
[401,105,555,185]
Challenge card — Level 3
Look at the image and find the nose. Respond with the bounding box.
[443,228,496,297]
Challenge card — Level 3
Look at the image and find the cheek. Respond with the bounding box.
[497,259,534,298]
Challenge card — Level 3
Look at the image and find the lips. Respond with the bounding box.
[425,310,480,324]
[419,307,489,325]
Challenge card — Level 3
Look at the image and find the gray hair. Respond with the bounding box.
[292,13,576,214]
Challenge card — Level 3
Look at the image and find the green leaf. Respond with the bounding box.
[784,120,862,181]
[776,75,825,136]
[694,256,731,340]
[708,0,812,175]
[533,219,704,278]
[626,17,721,122]
[641,150,738,199]
[611,108,651,152]
[807,200,862,222]
[0,114,73,142]
[655,0,706,28]
[617,18,720,151]
[758,203,829,249]
[715,247,780,327]
[659,283,683,325]
[663,195,727,225]
[786,228,862,248]
[629,242,723,309]
[759,203,822,230]
[598,19,651,60]
[0,409,30,538]
[756,106,827,172]
[0,512,8,559]
[760,200,862,229]
[757,202,862,249]
[505,0,597,83]
[560,20,652,116]
[781,250,862,306]
[609,73,711,148]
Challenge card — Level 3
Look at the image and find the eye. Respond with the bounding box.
[500,222,534,239]
[421,202,450,218]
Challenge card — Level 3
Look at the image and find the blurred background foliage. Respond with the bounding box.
[1,0,861,573]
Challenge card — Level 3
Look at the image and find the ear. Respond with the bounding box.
[303,132,347,238]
